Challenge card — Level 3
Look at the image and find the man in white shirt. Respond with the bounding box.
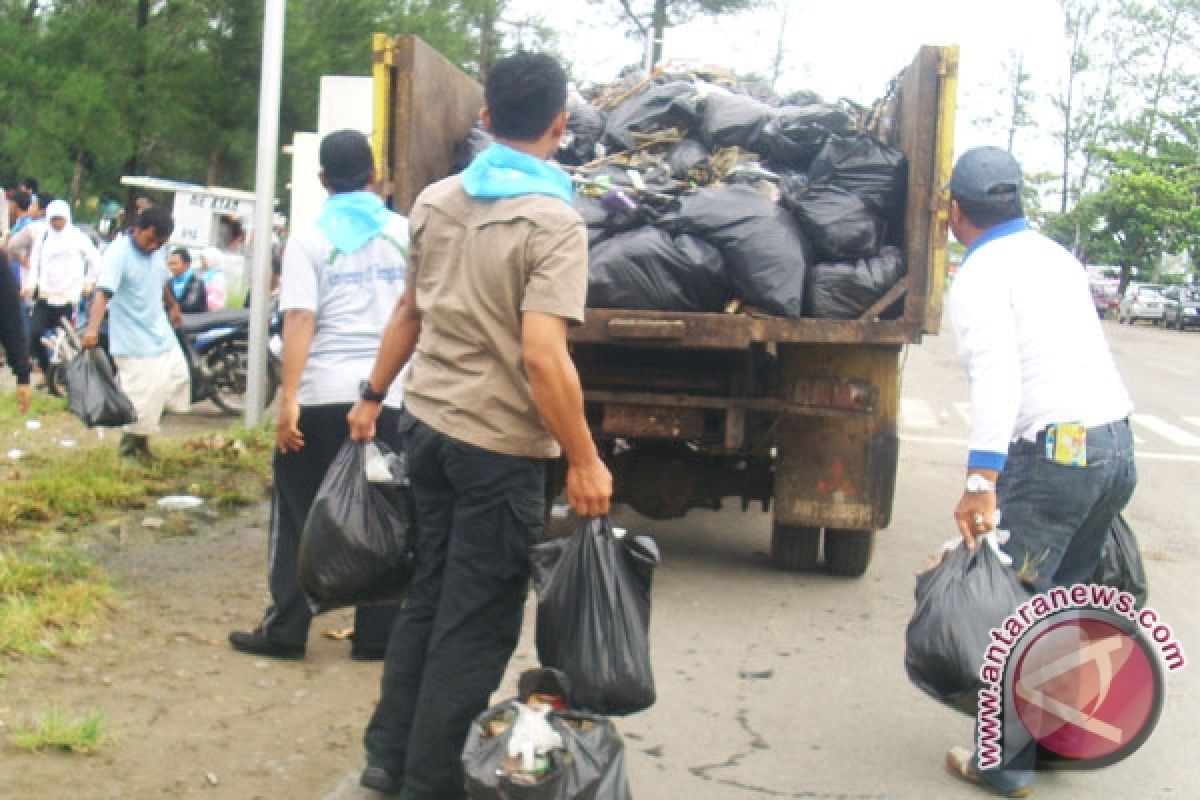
[942,147,1137,797]
[228,129,408,662]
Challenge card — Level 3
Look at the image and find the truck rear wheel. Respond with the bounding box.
[825,529,875,577]
[770,524,821,572]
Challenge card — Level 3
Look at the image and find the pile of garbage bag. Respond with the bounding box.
[454,66,908,319]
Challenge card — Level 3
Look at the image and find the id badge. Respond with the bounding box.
[1045,422,1087,466]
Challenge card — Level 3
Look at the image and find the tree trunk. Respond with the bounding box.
[1140,2,1182,154]
[123,0,151,218]
[478,0,498,80]
[69,150,86,208]
[207,149,224,187]
[650,0,667,68]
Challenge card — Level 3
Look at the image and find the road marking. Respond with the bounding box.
[1131,413,1200,448]
[899,433,1200,463]
[900,397,939,429]
[953,401,972,426]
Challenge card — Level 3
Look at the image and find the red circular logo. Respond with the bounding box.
[1012,616,1160,763]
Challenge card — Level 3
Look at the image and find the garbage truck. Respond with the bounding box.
[363,34,958,577]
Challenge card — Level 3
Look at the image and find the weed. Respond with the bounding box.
[0,541,113,656]
[10,708,107,754]
[0,393,67,424]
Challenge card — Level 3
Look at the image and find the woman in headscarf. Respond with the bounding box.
[23,199,101,378]
[197,246,228,310]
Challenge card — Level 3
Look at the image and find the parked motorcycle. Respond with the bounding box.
[44,308,281,417]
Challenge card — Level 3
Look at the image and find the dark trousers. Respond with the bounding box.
[975,418,1137,793]
[260,403,404,651]
[364,414,546,800]
[30,299,74,374]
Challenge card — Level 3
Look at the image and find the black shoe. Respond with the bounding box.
[360,765,402,794]
[228,628,305,660]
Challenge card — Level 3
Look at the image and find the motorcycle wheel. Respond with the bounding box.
[44,363,67,398]
[206,338,279,415]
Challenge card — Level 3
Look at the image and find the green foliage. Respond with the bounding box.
[0,1,515,212]
[10,708,108,753]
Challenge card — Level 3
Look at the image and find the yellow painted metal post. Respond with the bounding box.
[924,44,959,334]
[371,33,394,199]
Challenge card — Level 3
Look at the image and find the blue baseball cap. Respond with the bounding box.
[945,146,1023,204]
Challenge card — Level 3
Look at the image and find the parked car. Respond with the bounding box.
[1089,279,1120,318]
[1162,286,1200,330]
[1117,285,1167,325]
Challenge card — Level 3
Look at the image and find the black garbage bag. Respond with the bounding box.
[782,181,883,261]
[1093,513,1149,608]
[559,101,607,166]
[806,246,906,319]
[758,103,856,168]
[809,134,908,215]
[298,440,415,613]
[532,517,659,716]
[666,137,712,182]
[575,195,637,247]
[661,185,812,318]
[65,348,136,428]
[603,81,701,152]
[905,538,1032,716]
[700,91,773,149]
[463,700,631,800]
[452,125,494,173]
[587,227,730,313]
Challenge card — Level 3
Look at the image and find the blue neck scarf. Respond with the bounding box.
[460,143,573,205]
[316,190,391,255]
[170,270,193,298]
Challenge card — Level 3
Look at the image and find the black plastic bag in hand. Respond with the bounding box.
[65,348,136,428]
[463,700,631,800]
[661,185,812,318]
[806,246,906,319]
[1093,513,1149,608]
[587,227,730,313]
[809,134,908,216]
[783,181,883,261]
[298,440,415,613]
[905,538,1031,716]
[532,518,659,716]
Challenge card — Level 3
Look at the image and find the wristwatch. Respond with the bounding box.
[358,379,386,403]
[965,474,996,493]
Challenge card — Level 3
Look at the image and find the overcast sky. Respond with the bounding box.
[508,0,1072,173]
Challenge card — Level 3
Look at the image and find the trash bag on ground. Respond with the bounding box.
[463,699,631,800]
[587,227,730,313]
[298,439,415,613]
[602,81,701,152]
[65,348,136,428]
[532,517,659,716]
[452,125,493,173]
[758,103,856,168]
[661,185,812,318]
[808,134,908,215]
[782,181,883,261]
[905,534,1032,716]
[700,91,774,149]
[559,101,607,166]
[1092,513,1149,608]
[666,137,712,182]
[806,246,906,319]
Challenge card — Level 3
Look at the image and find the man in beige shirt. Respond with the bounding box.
[347,52,610,798]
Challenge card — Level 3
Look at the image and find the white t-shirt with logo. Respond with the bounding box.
[279,213,409,408]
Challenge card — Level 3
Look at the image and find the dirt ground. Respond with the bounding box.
[0,399,495,799]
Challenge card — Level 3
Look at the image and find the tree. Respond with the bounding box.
[971,49,1036,153]
[589,0,759,68]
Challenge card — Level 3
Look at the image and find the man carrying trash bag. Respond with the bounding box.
[227,129,410,662]
[942,146,1137,797]
[347,52,612,799]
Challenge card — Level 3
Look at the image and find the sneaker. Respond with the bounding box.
[360,765,402,794]
[228,628,305,660]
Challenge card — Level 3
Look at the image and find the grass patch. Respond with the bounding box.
[0,540,113,657]
[0,392,67,424]
[10,708,107,754]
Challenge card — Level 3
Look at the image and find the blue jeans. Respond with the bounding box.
[975,418,1137,793]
